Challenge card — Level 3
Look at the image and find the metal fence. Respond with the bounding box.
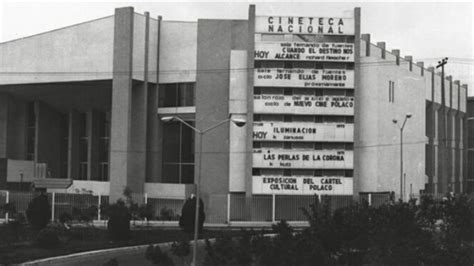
[0,190,449,224]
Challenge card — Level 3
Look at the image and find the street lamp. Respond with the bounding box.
[160,115,246,266]
[392,113,412,201]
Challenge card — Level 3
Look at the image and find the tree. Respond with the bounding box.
[26,193,51,230]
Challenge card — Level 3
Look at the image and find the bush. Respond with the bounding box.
[203,195,474,265]
[145,244,175,266]
[171,237,190,265]
[72,205,98,223]
[36,227,60,248]
[138,203,154,221]
[26,193,51,230]
[103,258,118,266]
[106,200,131,241]
[160,207,175,221]
[59,212,72,224]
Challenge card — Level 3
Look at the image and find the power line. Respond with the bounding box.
[0,58,473,76]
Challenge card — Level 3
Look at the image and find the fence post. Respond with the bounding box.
[226,193,231,224]
[51,192,55,221]
[97,193,101,221]
[318,194,322,203]
[368,193,372,206]
[271,193,276,223]
[5,191,9,223]
[144,193,148,223]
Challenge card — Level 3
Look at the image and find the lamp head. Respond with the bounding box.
[231,118,247,128]
[392,119,398,124]
[161,116,174,123]
[406,113,412,119]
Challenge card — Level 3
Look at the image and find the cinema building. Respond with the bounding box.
[0,5,468,222]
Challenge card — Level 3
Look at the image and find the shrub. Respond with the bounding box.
[160,206,175,221]
[145,244,175,266]
[171,237,190,265]
[59,212,72,224]
[26,193,51,230]
[103,258,118,266]
[2,202,17,215]
[106,200,131,241]
[72,205,98,223]
[138,203,154,221]
[36,227,60,248]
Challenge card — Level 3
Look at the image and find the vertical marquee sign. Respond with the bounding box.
[252,11,357,196]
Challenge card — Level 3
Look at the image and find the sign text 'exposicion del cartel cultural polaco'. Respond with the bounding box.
[255,69,354,88]
[254,42,354,62]
[252,176,353,195]
[255,16,355,35]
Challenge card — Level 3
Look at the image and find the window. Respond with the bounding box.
[162,121,195,184]
[26,102,36,160]
[98,112,110,181]
[59,114,68,178]
[159,83,195,107]
[389,81,395,102]
[78,113,88,180]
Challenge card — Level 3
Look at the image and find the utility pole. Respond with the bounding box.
[436,57,448,194]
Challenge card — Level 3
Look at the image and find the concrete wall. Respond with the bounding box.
[228,50,248,192]
[195,19,248,222]
[6,160,35,182]
[356,40,426,197]
[0,16,114,84]
[159,21,197,83]
[49,180,110,195]
[109,7,135,201]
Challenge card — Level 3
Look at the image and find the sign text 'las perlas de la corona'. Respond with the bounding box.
[255,16,355,35]
[253,122,353,142]
[254,68,354,88]
[253,149,353,169]
[254,42,354,62]
[252,176,353,195]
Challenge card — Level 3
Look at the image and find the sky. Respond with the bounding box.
[1,0,473,94]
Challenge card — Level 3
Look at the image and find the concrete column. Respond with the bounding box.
[146,15,162,182]
[376,42,386,59]
[404,56,412,71]
[68,111,80,180]
[353,7,361,195]
[391,49,400,65]
[245,4,256,198]
[360,34,370,56]
[109,6,135,202]
[146,16,161,182]
[87,110,100,180]
[428,67,435,103]
[416,62,424,76]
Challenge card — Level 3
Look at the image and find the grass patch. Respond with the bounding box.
[0,225,257,265]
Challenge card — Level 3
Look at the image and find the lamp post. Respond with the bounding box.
[161,115,246,266]
[392,113,412,201]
